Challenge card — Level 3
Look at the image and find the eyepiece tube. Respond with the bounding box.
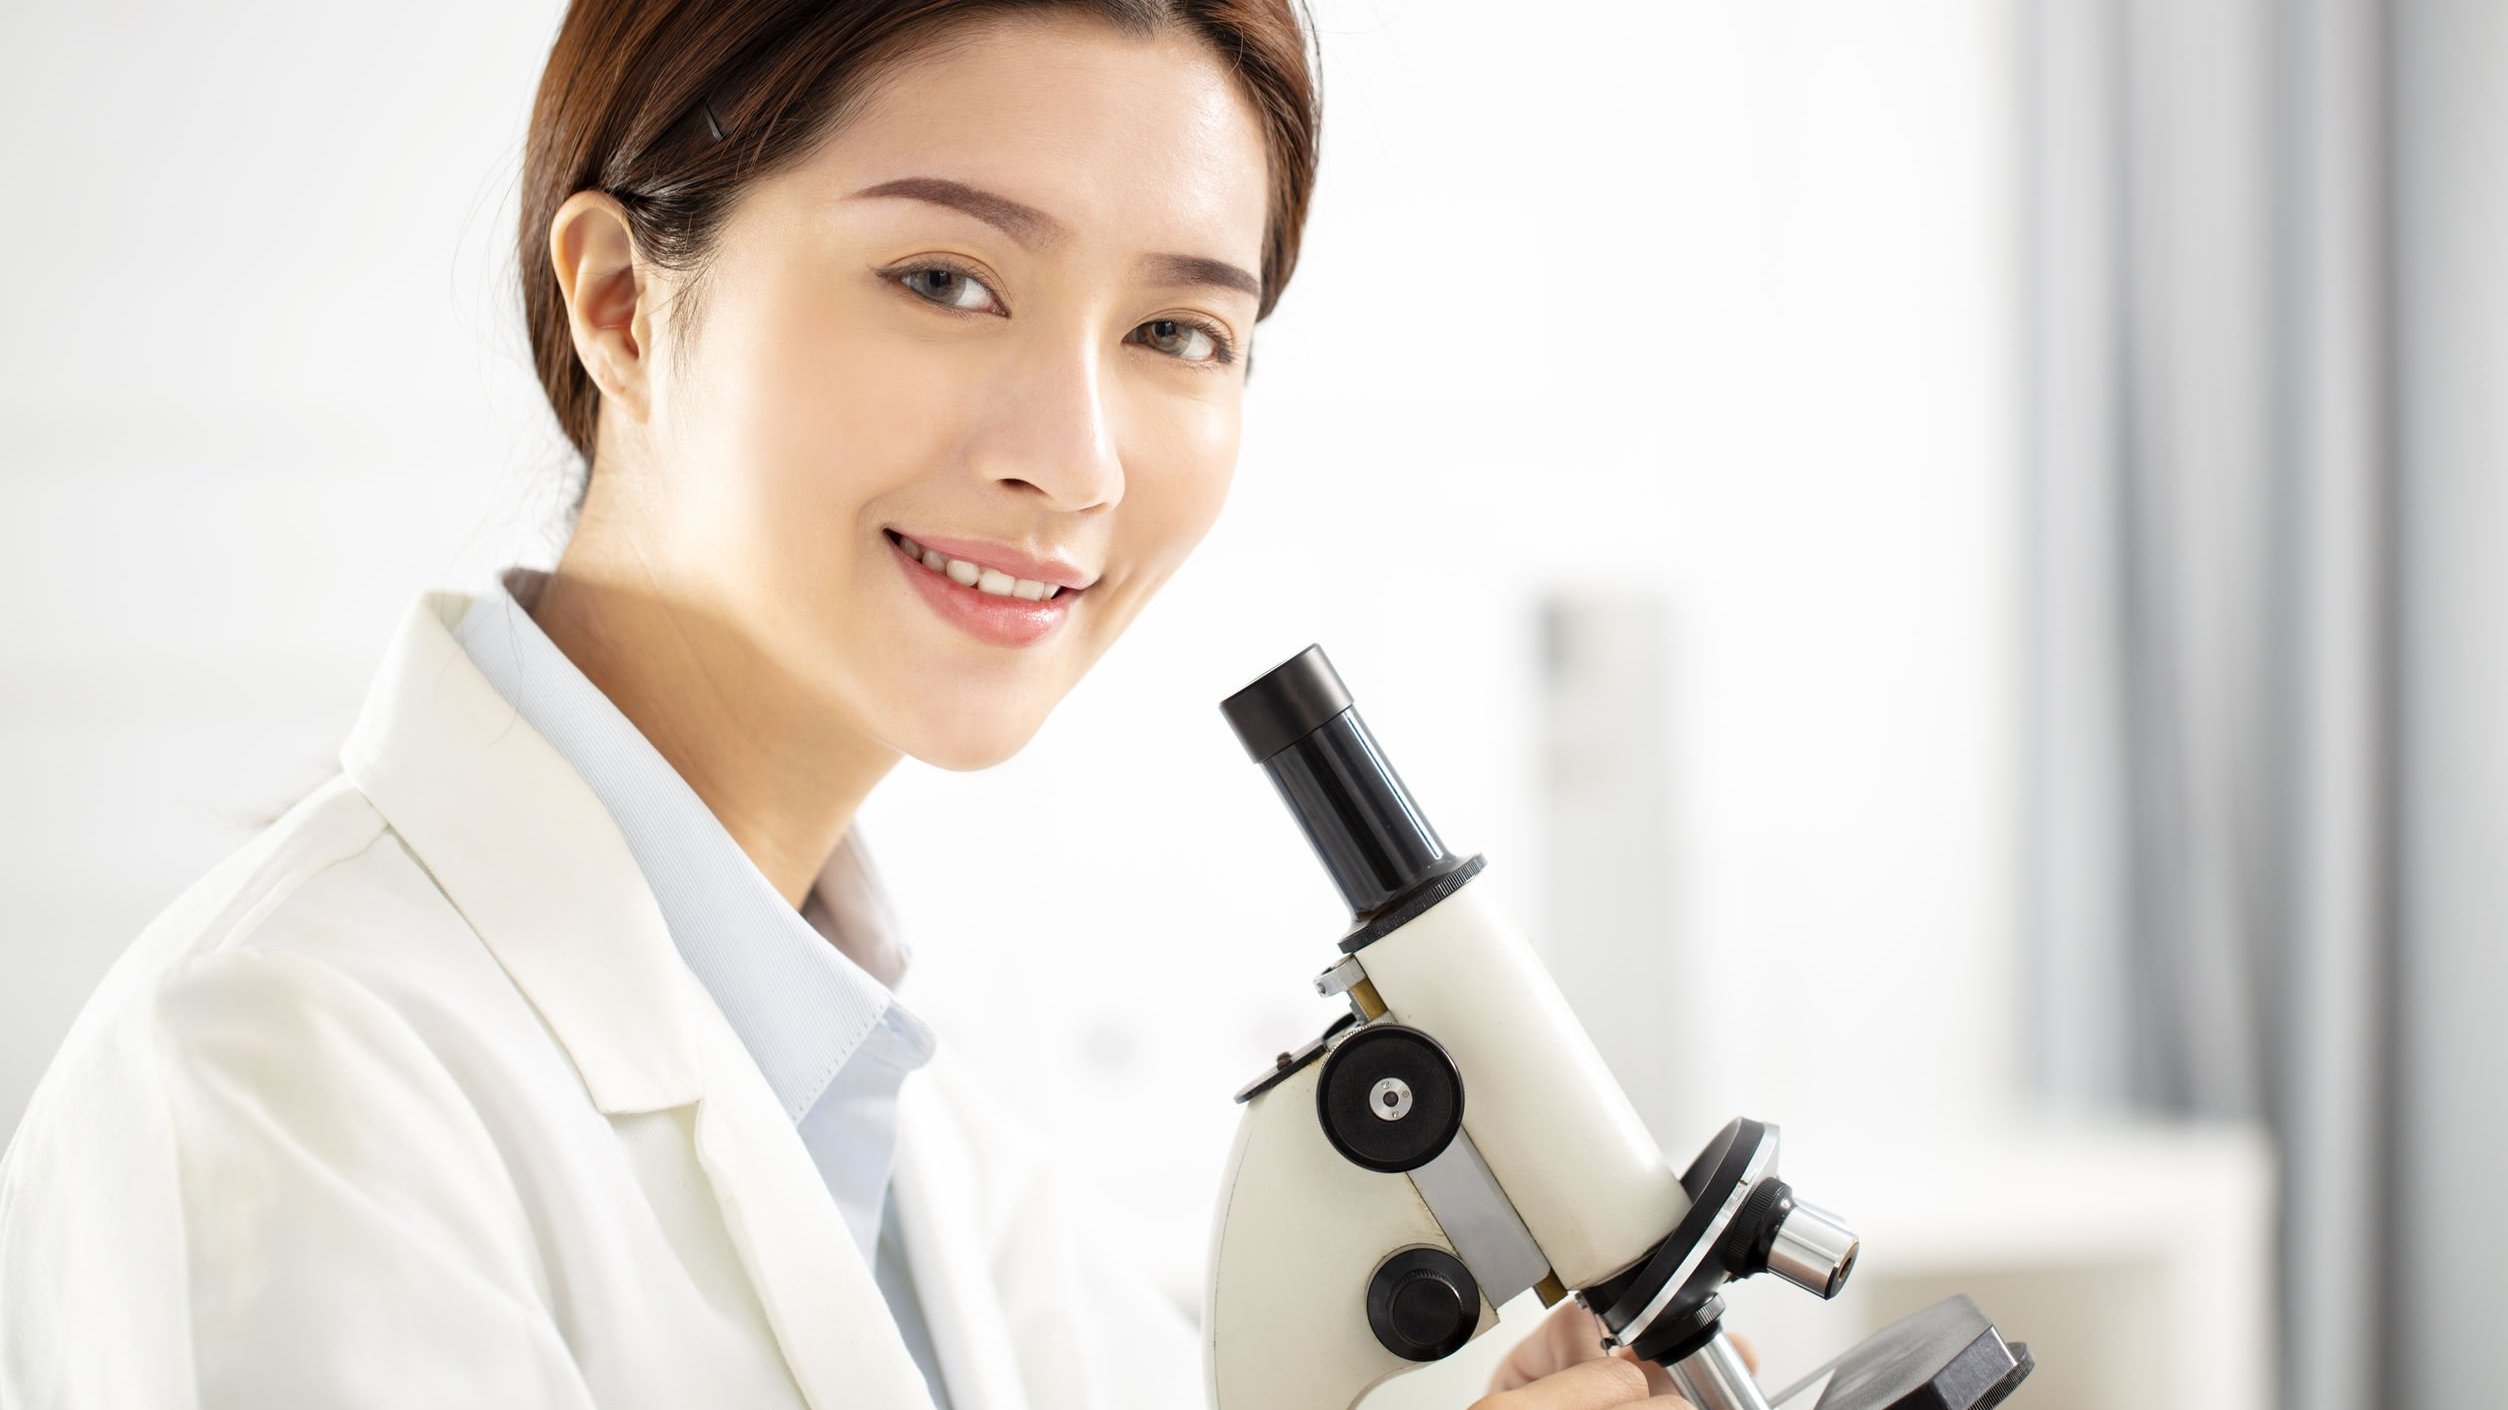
[1221,645,1456,919]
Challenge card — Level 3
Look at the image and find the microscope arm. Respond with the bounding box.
[1203,1051,1498,1410]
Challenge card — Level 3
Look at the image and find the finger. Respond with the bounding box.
[1490,1303,1615,1395]
[1496,1354,1652,1408]
[1729,1333,1759,1374]
[1610,1345,1677,1397]
[1543,1303,1609,1362]
[1487,1328,1554,1393]
[1488,1305,1603,1394]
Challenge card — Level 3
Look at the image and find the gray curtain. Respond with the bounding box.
[2388,6,2508,1406]
[2021,2,2394,1409]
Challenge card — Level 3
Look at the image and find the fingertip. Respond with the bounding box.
[1566,1351,1652,1401]
[1610,1355,1654,1397]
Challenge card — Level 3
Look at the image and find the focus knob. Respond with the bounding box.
[1317,1023,1465,1173]
[1366,1247,1480,1362]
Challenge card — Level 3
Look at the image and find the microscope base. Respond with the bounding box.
[1762,1295,2035,1410]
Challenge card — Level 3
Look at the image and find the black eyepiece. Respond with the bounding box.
[1220,645,1470,929]
[1220,643,1353,763]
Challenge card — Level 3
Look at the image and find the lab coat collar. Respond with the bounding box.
[453,567,930,1154]
[338,589,945,1410]
[340,588,704,1116]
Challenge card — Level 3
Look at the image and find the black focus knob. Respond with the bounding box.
[1366,1247,1480,1362]
[1317,1024,1465,1174]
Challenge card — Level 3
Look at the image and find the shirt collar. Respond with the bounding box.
[452,565,933,1122]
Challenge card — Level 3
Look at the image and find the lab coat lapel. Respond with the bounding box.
[686,1007,940,1410]
[893,1072,1031,1410]
[340,591,936,1410]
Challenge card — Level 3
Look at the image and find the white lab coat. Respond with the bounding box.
[0,589,1201,1410]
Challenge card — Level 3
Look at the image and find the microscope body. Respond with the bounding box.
[1205,877,1683,1408]
[1204,646,2033,1410]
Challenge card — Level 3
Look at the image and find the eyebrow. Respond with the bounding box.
[1142,252,1261,300]
[845,175,1262,301]
[848,176,1064,245]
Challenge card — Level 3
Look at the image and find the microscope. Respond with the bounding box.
[1203,646,2035,1410]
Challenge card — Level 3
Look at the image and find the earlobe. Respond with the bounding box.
[548,190,654,423]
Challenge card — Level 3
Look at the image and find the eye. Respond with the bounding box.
[892,262,1005,315]
[1130,316,1232,366]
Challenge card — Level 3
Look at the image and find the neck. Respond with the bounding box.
[526,542,900,911]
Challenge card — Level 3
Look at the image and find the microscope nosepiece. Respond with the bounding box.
[1222,645,1470,925]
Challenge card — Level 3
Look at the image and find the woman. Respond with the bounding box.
[0,2,1703,1406]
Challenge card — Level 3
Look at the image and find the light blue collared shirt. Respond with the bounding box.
[454,566,951,1408]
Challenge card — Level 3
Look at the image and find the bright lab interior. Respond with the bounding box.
[3,4,2501,1410]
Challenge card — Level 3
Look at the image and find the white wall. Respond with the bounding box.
[0,2,572,1122]
[0,0,2024,1364]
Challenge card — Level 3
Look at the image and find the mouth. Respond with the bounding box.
[884,527,1086,601]
[883,527,1089,649]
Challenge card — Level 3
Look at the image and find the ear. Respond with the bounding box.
[547,189,660,425]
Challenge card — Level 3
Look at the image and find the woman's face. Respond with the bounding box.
[590,12,1271,770]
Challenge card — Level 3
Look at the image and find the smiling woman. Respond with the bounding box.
[0,4,1326,1410]
[519,0,1319,820]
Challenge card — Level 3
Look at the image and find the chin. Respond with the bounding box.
[894,708,1049,774]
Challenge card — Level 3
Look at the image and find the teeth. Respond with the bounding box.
[895,531,1067,603]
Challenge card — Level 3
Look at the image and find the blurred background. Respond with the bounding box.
[3,2,2500,1407]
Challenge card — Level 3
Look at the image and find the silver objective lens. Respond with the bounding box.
[1765,1199,1859,1299]
[1667,1331,1772,1410]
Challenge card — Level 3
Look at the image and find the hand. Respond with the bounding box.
[1483,1299,1758,1402]
[1467,1355,1683,1408]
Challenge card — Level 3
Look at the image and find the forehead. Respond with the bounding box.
[791,12,1271,268]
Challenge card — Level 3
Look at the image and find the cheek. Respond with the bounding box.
[1119,390,1242,577]
[695,291,962,575]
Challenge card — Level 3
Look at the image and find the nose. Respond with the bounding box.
[966,336,1124,512]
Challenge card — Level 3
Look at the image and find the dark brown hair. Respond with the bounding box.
[517,0,1322,498]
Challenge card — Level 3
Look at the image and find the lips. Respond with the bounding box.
[886,529,1080,648]
[883,528,1097,591]
[887,529,1071,602]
